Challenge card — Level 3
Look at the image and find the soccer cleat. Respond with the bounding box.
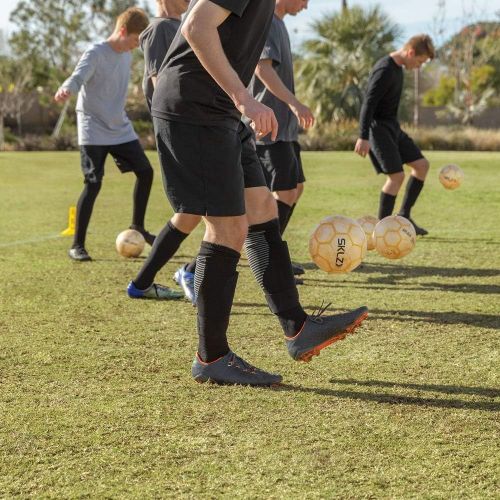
[127,281,184,300]
[192,351,282,386]
[68,246,92,262]
[292,262,305,275]
[295,277,304,285]
[129,224,156,245]
[286,304,368,362]
[402,216,428,236]
[173,264,196,305]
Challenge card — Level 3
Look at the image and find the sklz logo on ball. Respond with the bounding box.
[336,238,346,266]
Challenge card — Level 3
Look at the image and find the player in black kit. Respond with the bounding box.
[152,0,368,386]
[355,34,435,235]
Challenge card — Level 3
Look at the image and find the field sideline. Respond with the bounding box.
[1,151,499,497]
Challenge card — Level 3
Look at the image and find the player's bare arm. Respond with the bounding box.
[255,59,314,129]
[181,0,278,140]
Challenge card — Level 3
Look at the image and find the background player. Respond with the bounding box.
[55,8,156,261]
[354,34,435,235]
[249,0,314,277]
[126,0,199,301]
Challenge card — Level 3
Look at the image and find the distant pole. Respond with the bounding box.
[342,0,348,10]
[413,68,419,127]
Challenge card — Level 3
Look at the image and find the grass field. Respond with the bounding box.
[1,151,499,498]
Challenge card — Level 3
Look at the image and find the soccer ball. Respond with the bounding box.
[373,215,416,260]
[356,215,379,251]
[309,215,367,273]
[116,229,145,258]
[439,164,464,190]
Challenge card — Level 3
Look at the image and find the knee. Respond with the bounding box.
[296,183,304,200]
[85,181,102,195]
[410,158,430,179]
[275,189,297,206]
[171,213,201,234]
[388,172,405,189]
[226,218,248,249]
[136,165,153,181]
[419,159,430,175]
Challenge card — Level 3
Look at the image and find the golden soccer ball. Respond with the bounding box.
[439,164,464,190]
[116,229,145,258]
[373,215,416,260]
[356,215,379,251]
[309,215,367,273]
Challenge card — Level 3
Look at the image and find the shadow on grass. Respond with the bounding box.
[303,276,500,294]
[275,384,500,412]
[367,308,500,330]
[357,262,500,279]
[328,379,500,398]
[232,303,500,330]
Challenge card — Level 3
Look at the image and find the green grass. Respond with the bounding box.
[0,151,499,498]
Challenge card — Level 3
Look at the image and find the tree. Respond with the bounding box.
[425,3,500,124]
[9,0,93,85]
[295,6,401,123]
[0,56,34,149]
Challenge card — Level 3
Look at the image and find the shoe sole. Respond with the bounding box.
[298,311,369,363]
[193,376,281,387]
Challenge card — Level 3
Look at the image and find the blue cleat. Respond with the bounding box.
[173,264,196,305]
[192,351,282,386]
[286,304,368,362]
[127,280,184,300]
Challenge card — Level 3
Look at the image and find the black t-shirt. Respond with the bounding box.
[359,55,403,139]
[151,0,275,130]
[140,17,181,111]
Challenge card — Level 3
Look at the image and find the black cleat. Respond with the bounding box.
[292,262,305,275]
[405,217,428,236]
[192,351,282,386]
[68,246,92,262]
[286,304,368,362]
[129,224,156,245]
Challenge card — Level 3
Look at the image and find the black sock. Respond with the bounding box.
[378,192,397,220]
[185,258,196,274]
[245,218,307,337]
[195,242,240,363]
[133,221,189,290]
[132,167,153,228]
[398,176,424,218]
[72,182,102,249]
[276,200,292,235]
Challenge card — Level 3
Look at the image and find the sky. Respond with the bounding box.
[1,0,499,49]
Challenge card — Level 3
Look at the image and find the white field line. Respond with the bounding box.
[0,234,63,248]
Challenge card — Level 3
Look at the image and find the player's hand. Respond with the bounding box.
[290,102,315,129]
[54,88,71,103]
[238,95,278,141]
[354,138,370,158]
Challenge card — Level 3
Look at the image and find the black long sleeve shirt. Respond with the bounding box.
[359,55,403,139]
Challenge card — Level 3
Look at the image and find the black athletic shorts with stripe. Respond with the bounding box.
[153,118,266,216]
[368,119,424,175]
[80,140,152,184]
[256,140,305,191]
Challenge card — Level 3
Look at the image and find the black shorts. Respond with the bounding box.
[153,118,266,216]
[368,120,424,175]
[80,140,152,184]
[256,140,305,191]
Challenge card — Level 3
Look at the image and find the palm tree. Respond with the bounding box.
[295,5,401,123]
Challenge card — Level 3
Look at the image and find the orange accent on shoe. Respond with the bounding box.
[285,320,307,341]
[195,352,226,365]
[298,311,368,363]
